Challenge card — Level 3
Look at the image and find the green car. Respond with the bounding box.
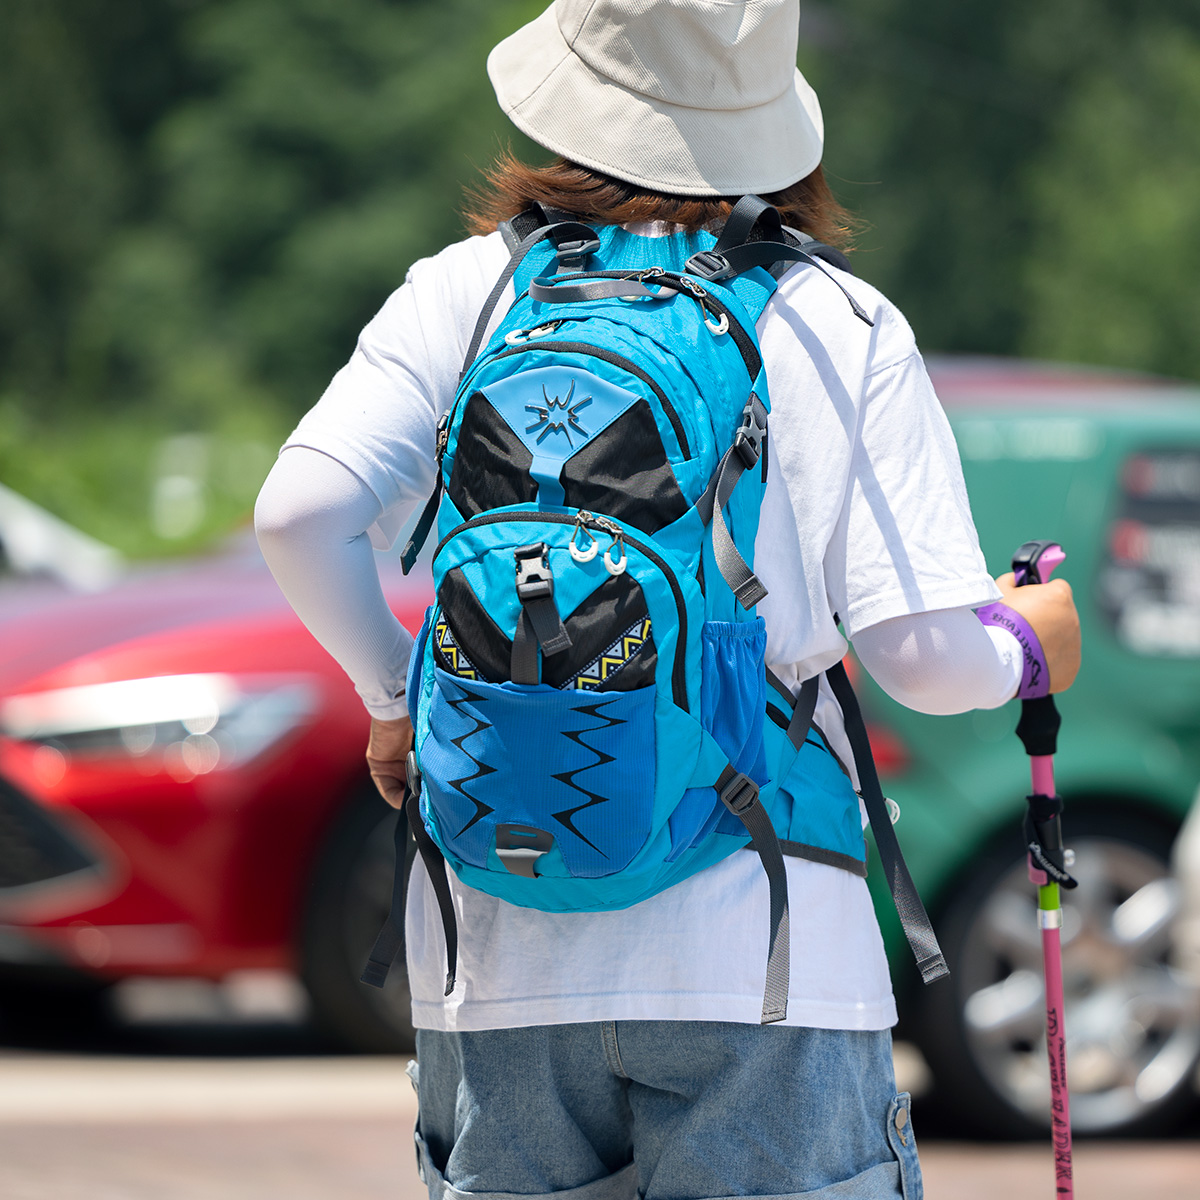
[865,356,1200,1137]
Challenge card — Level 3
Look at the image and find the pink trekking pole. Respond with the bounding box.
[978,540,1077,1197]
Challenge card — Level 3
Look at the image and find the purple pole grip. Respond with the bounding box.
[976,602,1051,699]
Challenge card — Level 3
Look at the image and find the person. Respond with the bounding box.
[255,2,1082,1197]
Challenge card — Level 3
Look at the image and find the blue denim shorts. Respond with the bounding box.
[411,1022,921,1200]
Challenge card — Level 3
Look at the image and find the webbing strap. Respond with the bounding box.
[716,765,790,1023]
[825,660,949,985]
[459,220,601,381]
[360,802,411,988]
[399,473,443,575]
[714,195,784,251]
[406,790,460,997]
[511,608,538,684]
[717,242,872,327]
[696,394,769,609]
[529,276,658,304]
[764,669,819,753]
[526,596,571,655]
[511,544,571,683]
[785,675,819,751]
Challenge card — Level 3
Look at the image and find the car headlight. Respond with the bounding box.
[0,674,320,776]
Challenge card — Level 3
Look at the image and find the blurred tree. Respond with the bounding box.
[0,3,125,407]
[4,0,1200,555]
[0,0,200,412]
[84,0,541,424]
[801,0,1200,371]
[1021,21,1200,379]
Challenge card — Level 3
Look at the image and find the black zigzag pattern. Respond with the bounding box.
[550,699,627,856]
[445,681,498,839]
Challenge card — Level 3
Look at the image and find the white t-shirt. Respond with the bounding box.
[282,229,1002,1032]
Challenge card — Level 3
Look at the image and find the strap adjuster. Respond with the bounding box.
[684,250,735,282]
[554,236,601,268]
[719,772,760,816]
[733,394,767,468]
[515,543,553,602]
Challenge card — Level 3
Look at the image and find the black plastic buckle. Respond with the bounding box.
[515,543,553,602]
[733,396,766,468]
[719,772,759,816]
[554,236,601,268]
[684,250,735,282]
[405,750,422,798]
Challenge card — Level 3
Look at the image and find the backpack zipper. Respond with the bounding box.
[490,340,691,460]
[543,269,762,381]
[432,509,691,712]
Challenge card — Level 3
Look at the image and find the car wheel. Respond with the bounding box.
[300,783,415,1053]
[915,811,1200,1138]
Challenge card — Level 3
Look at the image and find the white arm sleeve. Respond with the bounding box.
[853,607,1022,715]
[255,446,414,720]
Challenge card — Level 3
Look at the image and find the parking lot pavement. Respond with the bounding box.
[1,1049,1198,1199]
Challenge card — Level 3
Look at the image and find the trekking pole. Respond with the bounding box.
[980,540,1077,1198]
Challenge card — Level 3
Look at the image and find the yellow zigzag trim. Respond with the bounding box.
[435,620,477,680]
[573,615,652,689]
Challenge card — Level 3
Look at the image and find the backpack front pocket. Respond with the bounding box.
[421,667,656,880]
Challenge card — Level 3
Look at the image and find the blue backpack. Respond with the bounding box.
[363,198,946,1021]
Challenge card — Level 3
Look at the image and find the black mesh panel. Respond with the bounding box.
[435,568,512,684]
[542,573,657,691]
[560,399,687,536]
[447,392,538,518]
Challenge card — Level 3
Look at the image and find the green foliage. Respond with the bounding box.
[0,396,287,558]
[2,0,1199,556]
[1022,22,1200,379]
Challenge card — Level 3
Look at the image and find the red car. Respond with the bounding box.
[0,538,430,1050]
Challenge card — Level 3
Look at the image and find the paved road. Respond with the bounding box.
[1,1048,1198,1200]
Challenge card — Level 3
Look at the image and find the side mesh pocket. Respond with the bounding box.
[700,618,768,780]
[668,618,768,857]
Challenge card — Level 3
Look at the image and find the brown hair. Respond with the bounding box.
[463,153,858,250]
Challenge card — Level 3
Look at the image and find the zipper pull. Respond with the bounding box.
[569,512,599,563]
[604,528,627,576]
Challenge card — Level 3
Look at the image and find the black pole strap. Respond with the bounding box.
[826,660,949,985]
[716,765,791,1024]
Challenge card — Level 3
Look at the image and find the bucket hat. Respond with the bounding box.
[487,0,823,197]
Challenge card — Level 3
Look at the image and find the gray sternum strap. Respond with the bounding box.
[716,766,790,1024]
[511,543,572,684]
[698,395,769,609]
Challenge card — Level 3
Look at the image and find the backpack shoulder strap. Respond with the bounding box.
[460,212,601,382]
[825,659,950,986]
[686,195,874,326]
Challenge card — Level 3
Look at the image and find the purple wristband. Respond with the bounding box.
[976,602,1050,700]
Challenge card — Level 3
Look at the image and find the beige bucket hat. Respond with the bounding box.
[487,0,823,197]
